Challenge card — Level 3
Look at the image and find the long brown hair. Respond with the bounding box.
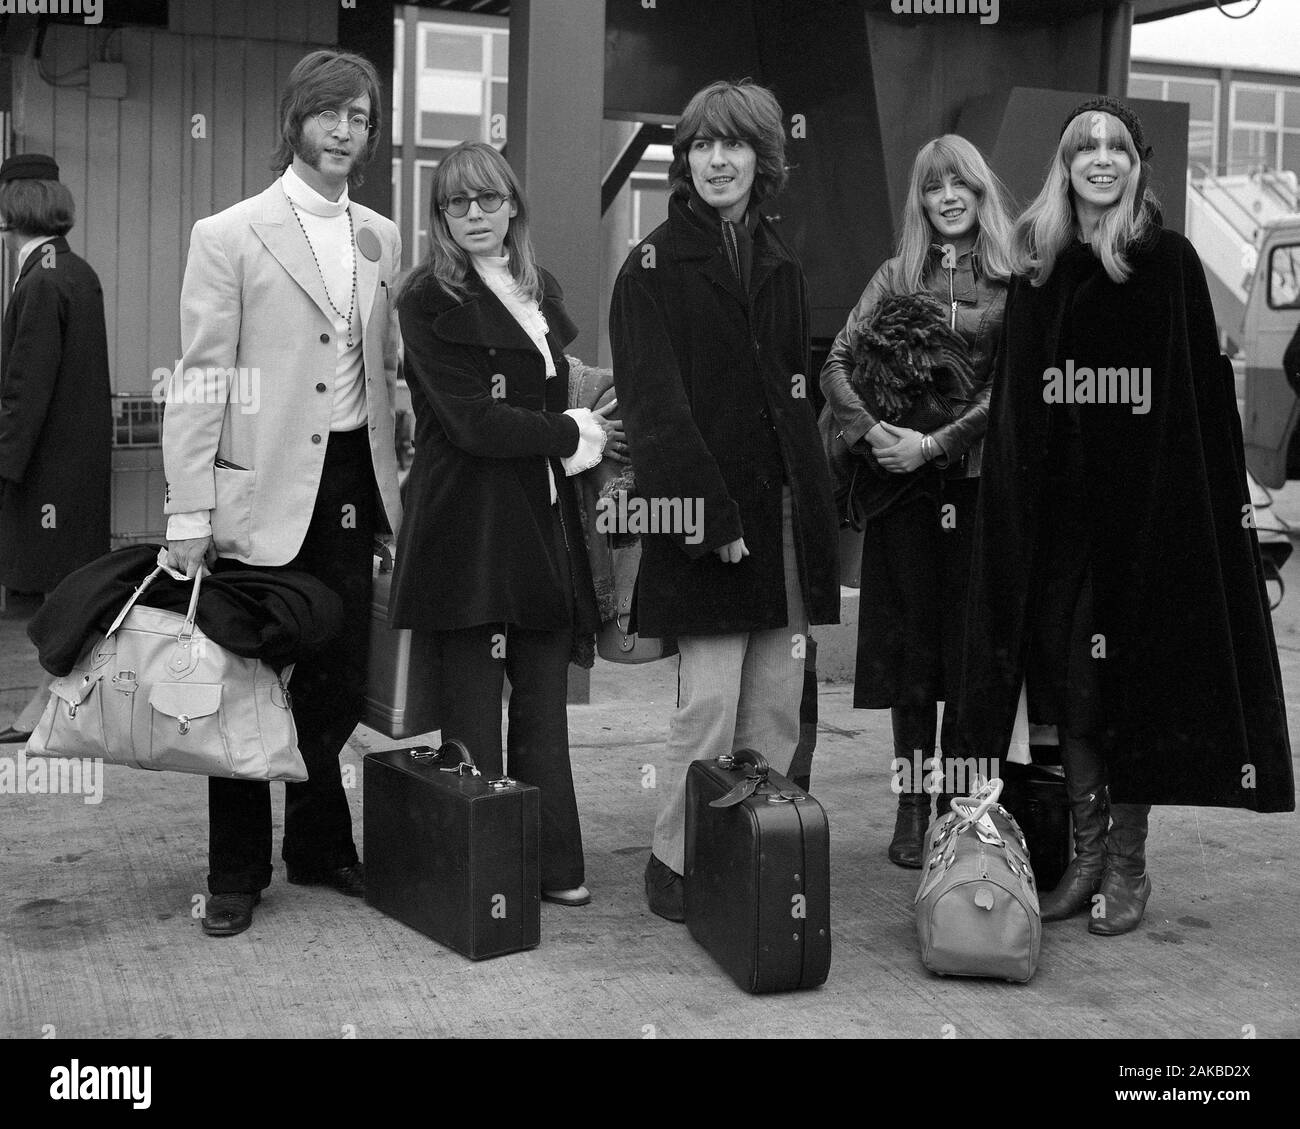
[271,50,383,189]
[400,142,542,305]
[668,79,789,205]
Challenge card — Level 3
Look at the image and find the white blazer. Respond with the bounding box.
[162,180,403,565]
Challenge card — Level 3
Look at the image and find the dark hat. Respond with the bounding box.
[1060,96,1153,162]
[0,153,61,183]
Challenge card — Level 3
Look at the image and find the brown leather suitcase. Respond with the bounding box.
[363,741,540,960]
[365,545,440,738]
[684,749,831,993]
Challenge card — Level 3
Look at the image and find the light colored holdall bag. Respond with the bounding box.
[25,563,306,781]
[914,778,1042,983]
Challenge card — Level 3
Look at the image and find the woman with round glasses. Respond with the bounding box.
[391,141,622,906]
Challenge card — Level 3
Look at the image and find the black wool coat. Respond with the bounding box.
[959,227,1294,812]
[389,268,599,636]
[609,194,839,637]
[0,237,111,592]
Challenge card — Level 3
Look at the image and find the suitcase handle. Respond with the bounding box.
[718,747,770,779]
[409,740,482,776]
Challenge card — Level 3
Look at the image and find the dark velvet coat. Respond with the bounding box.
[0,237,111,592]
[960,227,1294,812]
[608,193,839,637]
[389,268,599,636]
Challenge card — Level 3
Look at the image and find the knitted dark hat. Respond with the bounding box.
[1060,96,1153,162]
[0,153,60,183]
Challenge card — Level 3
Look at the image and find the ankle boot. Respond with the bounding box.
[888,792,930,868]
[1040,734,1109,922]
[1089,803,1152,936]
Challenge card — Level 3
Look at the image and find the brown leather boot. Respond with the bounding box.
[1089,803,1152,936]
[1040,734,1109,921]
[887,792,930,868]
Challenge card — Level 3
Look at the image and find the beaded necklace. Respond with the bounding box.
[288,199,358,347]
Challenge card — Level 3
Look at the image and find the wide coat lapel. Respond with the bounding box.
[433,268,578,354]
[249,182,343,328]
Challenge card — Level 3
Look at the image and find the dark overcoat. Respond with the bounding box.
[959,227,1294,812]
[389,267,599,636]
[0,236,111,592]
[608,193,839,637]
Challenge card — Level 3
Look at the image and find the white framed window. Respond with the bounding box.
[1129,72,1219,175]
[415,22,503,148]
[1228,81,1300,178]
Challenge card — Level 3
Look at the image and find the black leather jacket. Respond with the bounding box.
[820,245,1007,478]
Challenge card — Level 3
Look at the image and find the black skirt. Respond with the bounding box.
[853,476,977,709]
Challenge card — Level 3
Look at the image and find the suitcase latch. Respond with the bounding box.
[487,776,517,790]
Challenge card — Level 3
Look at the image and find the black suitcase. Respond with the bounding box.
[998,760,1071,892]
[684,749,831,993]
[363,741,540,960]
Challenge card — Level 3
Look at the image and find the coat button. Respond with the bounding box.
[316,383,327,393]
[758,407,770,421]
[320,333,330,344]
[311,434,322,444]
[488,347,496,356]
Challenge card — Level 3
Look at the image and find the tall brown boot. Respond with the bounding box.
[1040,734,1109,922]
[1089,803,1152,936]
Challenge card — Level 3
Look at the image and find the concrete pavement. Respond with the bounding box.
[2,518,1298,1039]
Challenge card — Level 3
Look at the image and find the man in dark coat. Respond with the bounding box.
[609,80,839,920]
[0,153,111,743]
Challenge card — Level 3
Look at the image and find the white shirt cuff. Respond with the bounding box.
[167,511,212,541]
[560,408,607,476]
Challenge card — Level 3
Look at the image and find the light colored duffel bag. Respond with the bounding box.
[914,778,1041,983]
[25,564,306,781]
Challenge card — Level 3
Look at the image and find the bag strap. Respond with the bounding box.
[176,567,206,643]
[104,566,166,638]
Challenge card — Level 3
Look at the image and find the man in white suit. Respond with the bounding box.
[163,50,403,936]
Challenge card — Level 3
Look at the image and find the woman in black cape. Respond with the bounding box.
[960,98,1293,937]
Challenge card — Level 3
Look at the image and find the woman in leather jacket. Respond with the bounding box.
[820,135,1013,867]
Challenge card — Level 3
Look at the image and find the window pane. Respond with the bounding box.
[1230,127,1274,173]
[491,32,508,78]
[424,29,482,72]
[1167,81,1214,122]
[1268,245,1300,309]
[1128,77,1162,101]
[1283,133,1300,179]
[1286,91,1300,129]
[1188,128,1214,174]
[419,74,482,115]
[1235,87,1276,125]
[420,111,481,145]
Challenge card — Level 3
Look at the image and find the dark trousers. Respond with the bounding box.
[208,428,376,894]
[421,510,585,890]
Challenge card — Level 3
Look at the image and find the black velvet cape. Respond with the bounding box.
[959,227,1294,812]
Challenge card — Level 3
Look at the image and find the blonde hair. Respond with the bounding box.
[1013,111,1158,286]
[895,134,1015,291]
[401,142,542,304]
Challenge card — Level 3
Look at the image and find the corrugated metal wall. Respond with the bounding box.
[9,0,338,393]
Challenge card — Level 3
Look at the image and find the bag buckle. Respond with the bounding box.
[488,776,516,790]
[112,670,138,695]
[177,715,191,735]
